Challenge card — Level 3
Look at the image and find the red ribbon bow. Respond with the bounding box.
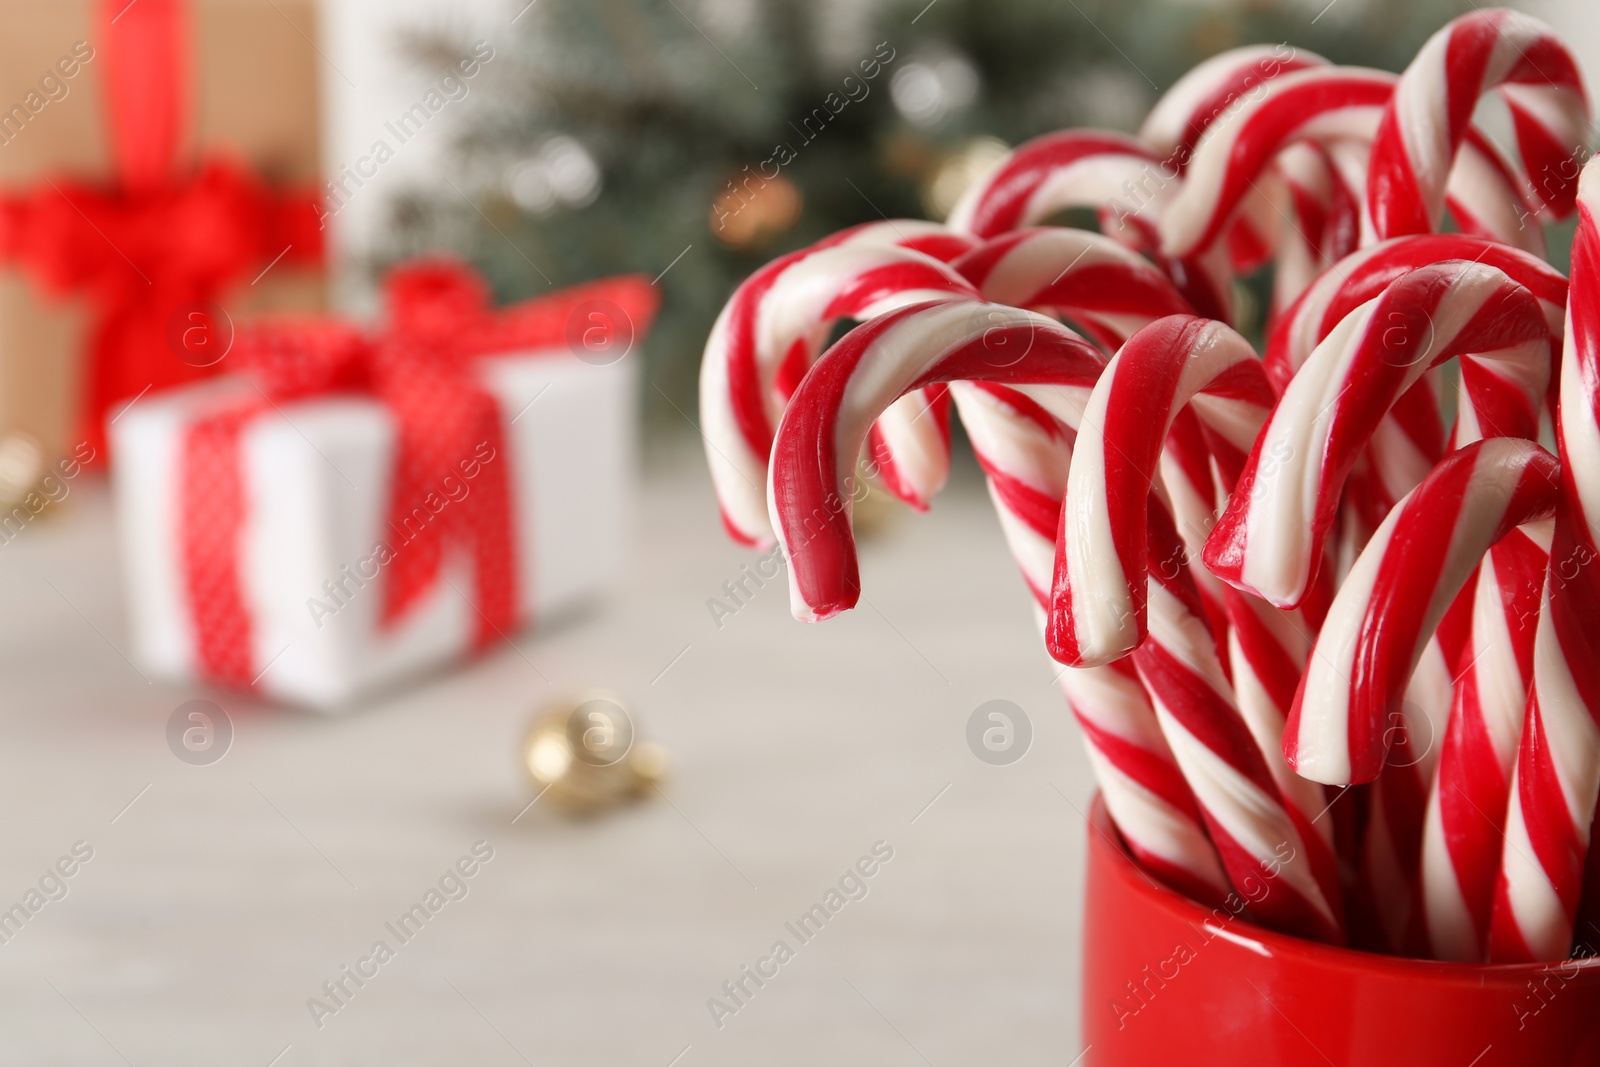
[179,258,658,688]
[0,0,325,460]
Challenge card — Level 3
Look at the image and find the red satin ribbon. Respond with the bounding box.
[0,0,324,459]
[178,259,658,687]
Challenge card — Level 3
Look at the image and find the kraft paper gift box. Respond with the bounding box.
[110,262,658,708]
[0,0,324,468]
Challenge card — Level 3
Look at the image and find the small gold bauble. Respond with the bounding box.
[0,432,45,509]
[522,691,667,815]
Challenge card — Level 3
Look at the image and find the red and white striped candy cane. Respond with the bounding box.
[824,225,987,512]
[1288,438,1559,785]
[1368,9,1590,241]
[943,130,1233,322]
[768,300,1105,622]
[1139,44,1330,276]
[1136,502,1345,943]
[1161,67,1397,259]
[1491,159,1600,962]
[1290,441,1558,950]
[1140,45,1328,172]
[700,230,978,545]
[1492,541,1600,961]
[1048,315,1275,669]
[1265,235,1567,390]
[946,131,1175,238]
[1224,590,1336,849]
[1421,523,1549,961]
[954,382,1232,905]
[1262,236,1564,521]
[1448,128,1550,258]
[1205,260,1552,614]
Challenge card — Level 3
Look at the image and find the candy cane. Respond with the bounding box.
[1139,44,1330,276]
[1288,438,1559,786]
[1206,260,1552,614]
[1369,9,1589,240]
[1284,441,1557,952]
[1262,236,1563,520]
[1140,45,1329,169]
[1135,503,1345,943]
[1161,67,1397,259]
[954,382,1232,905]
[1048,315,1275,669]
[1265,235,1567,390]
[1420,524,1549,961]
[768,300,1105,622]
[947,131,1178,238]
[1448,128,1549,258]
[1224,590,1336,848]
[1491,159,1600,963]
[701,233,978,545]
[943,130,1233,322]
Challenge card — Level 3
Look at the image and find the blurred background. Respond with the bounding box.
[0,0,1591,1064]
[361,0,1595,424]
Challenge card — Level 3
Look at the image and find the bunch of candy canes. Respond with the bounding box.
[699,9,1598,964]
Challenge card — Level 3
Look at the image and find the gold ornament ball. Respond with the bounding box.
[0,432,45,509]
[522,691,667,815]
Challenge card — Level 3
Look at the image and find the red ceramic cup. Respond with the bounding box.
[1081,796,1600,1066]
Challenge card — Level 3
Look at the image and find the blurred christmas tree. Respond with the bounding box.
[384,0,1471,431]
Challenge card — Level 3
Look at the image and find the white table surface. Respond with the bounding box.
[0,439,1097,1066]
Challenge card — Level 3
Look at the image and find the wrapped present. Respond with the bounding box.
[112,259,658,708]
[0,0,325,464]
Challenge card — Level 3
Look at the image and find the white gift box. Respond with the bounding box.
[111,351,635,708]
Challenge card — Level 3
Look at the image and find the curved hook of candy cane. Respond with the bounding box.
[1139,43,1331,276]
[827,219,980,264]
[1420,521,1549,962]
[941,130,1234,323]
[768,300,1107,622]
[1161,67,1398,259]
[700,238,978,546]
[1369,8,1590,240]
[1287,438,1561,785]
[1264,235,1565,513]
[1047,315,1274,668]
[1490,157,1600,964]
[1206,260,1552,610]
[952,227,1194,349]
[1140,44,1330,168]
[845,224,985,515]
[1265,237,1569,392]
[947,130,1175,237]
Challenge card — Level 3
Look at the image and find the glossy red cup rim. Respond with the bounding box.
[1088,794,1600,981]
